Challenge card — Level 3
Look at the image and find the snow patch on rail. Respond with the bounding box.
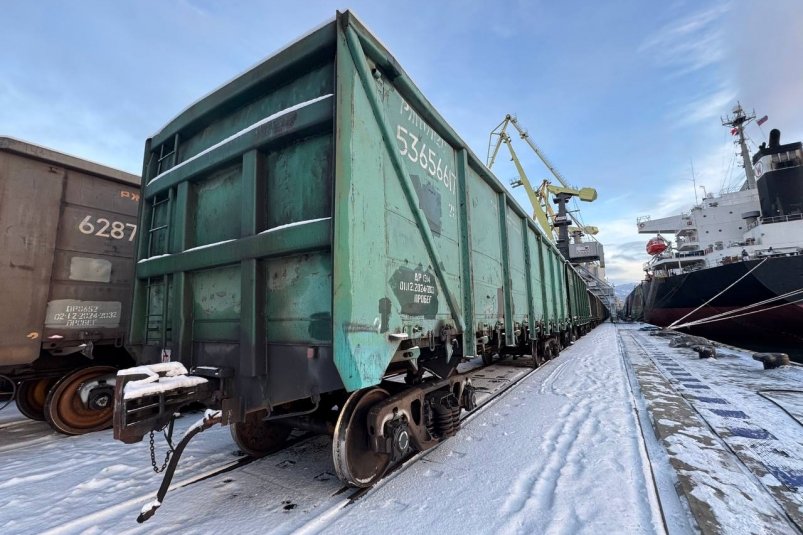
[140,499,161,515]
[182,410,223,440]
[117,362,189,377]
[119,362,208,400]
[124,376,208,400]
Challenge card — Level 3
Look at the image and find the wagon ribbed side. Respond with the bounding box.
[0,137,139,432]
[112,12,607,511]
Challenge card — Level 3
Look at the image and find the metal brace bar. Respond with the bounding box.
[343,21,465,332]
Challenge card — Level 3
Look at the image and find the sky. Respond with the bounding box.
[2,0,802,285]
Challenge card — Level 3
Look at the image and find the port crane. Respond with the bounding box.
[487,114,597,260]
[487,115,615,314]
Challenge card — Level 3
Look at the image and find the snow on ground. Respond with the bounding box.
[620,325,803,533]
[316,324,665,535]
[0,324,673,534]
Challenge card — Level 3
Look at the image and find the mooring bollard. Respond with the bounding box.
[752,353,790,370]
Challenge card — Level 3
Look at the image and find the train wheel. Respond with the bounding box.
[551,340,561,358]
[230,411,291,457]
[333,387,391,488]
[44,366,117,435]
[16,377,56,421]
[481,352,495,366]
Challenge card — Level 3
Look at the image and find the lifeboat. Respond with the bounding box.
[646,236,668,255]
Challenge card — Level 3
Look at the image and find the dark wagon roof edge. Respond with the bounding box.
[0,136,141,186]
[147,10,569,258]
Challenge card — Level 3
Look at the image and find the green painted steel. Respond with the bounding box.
[128,11,594,405]
[456,149,476,356]
[497,193,514,346]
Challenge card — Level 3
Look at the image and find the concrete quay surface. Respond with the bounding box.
[619,323,803,534]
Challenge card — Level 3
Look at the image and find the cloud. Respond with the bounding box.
[726,0,803,144]
[675,87,737,126]
[639,3,730,75]
[593,128,753,285]
[604,242,648,284]
[641,3,736,131]
[602,193,631,205]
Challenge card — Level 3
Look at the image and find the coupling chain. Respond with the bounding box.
[149,418,176,473]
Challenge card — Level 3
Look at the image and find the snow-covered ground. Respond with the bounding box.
[2,323,798,534]
[620,325,803,533]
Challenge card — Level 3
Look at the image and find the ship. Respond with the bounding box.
[625,104,803,354]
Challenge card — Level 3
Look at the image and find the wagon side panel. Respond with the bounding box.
[0,151,64,365]
[45,168,139,350]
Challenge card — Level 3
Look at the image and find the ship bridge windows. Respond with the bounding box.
[771,150,802,170]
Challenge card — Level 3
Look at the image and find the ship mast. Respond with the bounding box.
[722,103,757,189]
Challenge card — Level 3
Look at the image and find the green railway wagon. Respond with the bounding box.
[113,11,599,516]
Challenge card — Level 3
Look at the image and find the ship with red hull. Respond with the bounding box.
[625,104,803,354]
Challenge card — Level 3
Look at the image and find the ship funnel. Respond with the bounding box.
[769,129,781,148]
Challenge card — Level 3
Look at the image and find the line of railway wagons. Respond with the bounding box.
[622,283,645,321]
[107,12,608,517]
[0,11,608,514]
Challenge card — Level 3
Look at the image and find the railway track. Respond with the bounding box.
[283,356,554,534]
[34,354,555,533]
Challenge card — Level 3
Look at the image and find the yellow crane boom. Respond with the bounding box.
[497,129,554,237]
[487,115,597,243]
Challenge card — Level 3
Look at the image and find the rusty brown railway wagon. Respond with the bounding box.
[0,137,140,434]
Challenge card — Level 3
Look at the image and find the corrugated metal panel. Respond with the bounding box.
[130,11,590,412]
[0,138,140,367]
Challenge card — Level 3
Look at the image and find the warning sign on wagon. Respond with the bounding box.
[45,300,122,329]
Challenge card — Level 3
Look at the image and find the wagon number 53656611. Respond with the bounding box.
[78,215,137,241]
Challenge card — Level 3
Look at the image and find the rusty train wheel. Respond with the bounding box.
[333,388,391,488]
[15,377,57,421]
[230,411,291,457]
[43,366,117,435]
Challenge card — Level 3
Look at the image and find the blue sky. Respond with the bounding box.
[2,0,802,284]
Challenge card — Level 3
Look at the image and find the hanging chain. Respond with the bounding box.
[149,418,176,473]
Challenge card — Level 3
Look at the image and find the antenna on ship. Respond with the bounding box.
[722,102,757,189]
